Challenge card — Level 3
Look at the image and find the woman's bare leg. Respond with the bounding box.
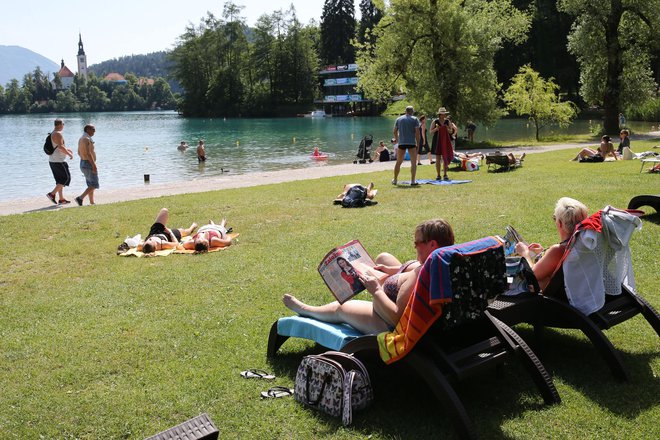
[154,208,169,224]
[283,294,391,334]
[179,222,198,237]
[375,252,402,267]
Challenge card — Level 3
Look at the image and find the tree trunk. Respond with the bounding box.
[603,0,623,134]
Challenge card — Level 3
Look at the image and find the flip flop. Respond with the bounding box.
[260,386,294,399]
[240,369,275,380]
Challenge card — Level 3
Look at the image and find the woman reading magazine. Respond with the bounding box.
[282,219,455,334]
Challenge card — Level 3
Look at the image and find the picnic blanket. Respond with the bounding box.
[400,179,471,185]
[377,236,503,364]
[119,233,239,257]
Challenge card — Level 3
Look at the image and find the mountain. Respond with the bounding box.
[0,45,59,87]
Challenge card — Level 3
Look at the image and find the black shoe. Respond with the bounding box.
[75,196,83,206]
[411,182,420,186]
[436,176,442,181]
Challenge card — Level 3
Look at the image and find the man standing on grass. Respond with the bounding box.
[392,105,420,185]
[75,124,98,206]
[47,118,74,205]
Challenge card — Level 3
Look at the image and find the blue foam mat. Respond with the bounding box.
[400,179,472,185]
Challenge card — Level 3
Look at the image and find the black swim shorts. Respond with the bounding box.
[49,162,71,186]
[147,222,182,242]
[398,144,417,150]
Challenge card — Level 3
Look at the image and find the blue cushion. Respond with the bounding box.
[277,316,365,351]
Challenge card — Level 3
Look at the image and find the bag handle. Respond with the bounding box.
[304,365,331,406]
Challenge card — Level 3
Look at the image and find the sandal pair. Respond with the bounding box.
[260,386,294,399]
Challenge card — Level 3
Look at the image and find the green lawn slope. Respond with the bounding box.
[1,142,658,439]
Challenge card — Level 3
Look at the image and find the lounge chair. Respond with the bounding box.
[268,237,559,439]
[627,194,660,213]
[144,413,219,440]
[489,206,660,382]
[485,151,522,172]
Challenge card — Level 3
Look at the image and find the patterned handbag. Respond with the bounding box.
[294,351,374,425]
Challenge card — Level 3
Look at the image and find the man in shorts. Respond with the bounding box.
[392,105,420,185]
[75,124,99,206]
[47,118,74,204]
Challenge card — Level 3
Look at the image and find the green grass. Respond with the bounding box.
[1,140,659,439]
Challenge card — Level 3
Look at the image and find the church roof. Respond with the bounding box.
[104,72,126,81]
[57,65,75,77]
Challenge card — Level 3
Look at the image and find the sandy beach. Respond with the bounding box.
[2,136,656,217]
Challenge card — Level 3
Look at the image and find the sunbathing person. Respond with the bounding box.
[138,208,197,253]
[454,151,485,161]
[515,197,588,290]
[282,219,455,334]
[182,219,233,252]
[572,135,617,161]
[334,183,377,201]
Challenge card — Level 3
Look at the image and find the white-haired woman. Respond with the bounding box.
[515,197,588,290]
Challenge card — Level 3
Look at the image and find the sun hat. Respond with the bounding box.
[437,107,449,115]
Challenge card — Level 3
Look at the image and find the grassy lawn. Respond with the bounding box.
[1,140,658,439]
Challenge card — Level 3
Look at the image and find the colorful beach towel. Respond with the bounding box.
[377,236,504,364]
[400,179,471,186]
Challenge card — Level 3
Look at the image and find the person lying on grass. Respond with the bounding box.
[182,219,233,253]
[572,135,618,162]
[283,219,455,334]
[138,208,197,253]
[515,197,588,290]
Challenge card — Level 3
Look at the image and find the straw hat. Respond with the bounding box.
[437,107,449,115]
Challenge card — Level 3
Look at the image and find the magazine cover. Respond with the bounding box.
[502,225,524,256]
[318,239,385,304]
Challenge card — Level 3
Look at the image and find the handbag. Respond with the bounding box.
[294,351,374,425]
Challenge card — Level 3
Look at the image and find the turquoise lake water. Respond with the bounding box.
[0,111,656,202]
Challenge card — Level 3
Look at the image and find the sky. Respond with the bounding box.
[1,0,340,67]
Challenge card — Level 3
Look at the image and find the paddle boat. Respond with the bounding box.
[303,110,331,118]
[310,147,329,160]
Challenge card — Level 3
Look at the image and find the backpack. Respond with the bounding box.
[341,185,368,208]
[294,351,374,425]
[43,133,56,155]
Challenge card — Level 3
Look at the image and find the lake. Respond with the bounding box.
[0,111,655,202]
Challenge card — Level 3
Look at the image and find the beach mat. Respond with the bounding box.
[400,179,472,185]
[118,232,239,257]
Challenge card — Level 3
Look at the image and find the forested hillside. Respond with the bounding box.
[89,51,171,79]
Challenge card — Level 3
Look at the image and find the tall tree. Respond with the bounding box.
[358,0,383,46]
[320,0,356,65]
[558,0,659,133]
[356,0,531,126]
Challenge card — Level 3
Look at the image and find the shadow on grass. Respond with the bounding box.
[269,342,559,439]
[512,326,660,418]
[24,204,63,213]
[638,211,660,225]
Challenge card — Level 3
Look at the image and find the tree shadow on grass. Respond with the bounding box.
[268,341,559,439]
[512,326,660,418]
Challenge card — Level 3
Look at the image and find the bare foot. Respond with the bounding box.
[191,222,198,232]
[282,293,306,315]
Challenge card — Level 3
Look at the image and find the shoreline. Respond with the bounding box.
[2,136,656,217]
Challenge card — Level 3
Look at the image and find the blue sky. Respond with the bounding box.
[0,0,340,65]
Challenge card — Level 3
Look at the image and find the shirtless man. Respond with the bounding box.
[47,118,74,204]
[75,124,98,206]
[197,140,206,162]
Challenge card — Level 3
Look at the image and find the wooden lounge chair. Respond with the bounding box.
[488,207,660,382]
[268,238,559,439]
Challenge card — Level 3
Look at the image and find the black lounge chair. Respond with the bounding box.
[489,207,660,382]
[485,152,522,172]
[627,194,660,213]
[268,238,559,439]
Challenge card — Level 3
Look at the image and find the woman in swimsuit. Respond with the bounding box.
[282,219,455,334]
[138,208,197,253]
[515,197,588,290]
[182,219,233,252]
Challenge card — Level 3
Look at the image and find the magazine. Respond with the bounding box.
[318,239,388,304]
[502,225,524,256]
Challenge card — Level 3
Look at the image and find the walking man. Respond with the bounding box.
[392,106,420,185]
[47,118,73,204]
[76,124,98,206]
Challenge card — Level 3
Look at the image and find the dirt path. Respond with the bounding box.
[3,132,657,217]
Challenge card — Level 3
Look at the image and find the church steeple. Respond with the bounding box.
[77,33,88,81]
[77,33,85,56]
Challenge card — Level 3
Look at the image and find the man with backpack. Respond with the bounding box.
[46,118,74,204]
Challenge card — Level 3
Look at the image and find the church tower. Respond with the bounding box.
[77,33,88,81]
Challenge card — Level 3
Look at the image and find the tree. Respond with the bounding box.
[320,0,356,65]
[504,65,578,141]
[356,0,531,126]
[358,0,383,46]
[558,0,659,133]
